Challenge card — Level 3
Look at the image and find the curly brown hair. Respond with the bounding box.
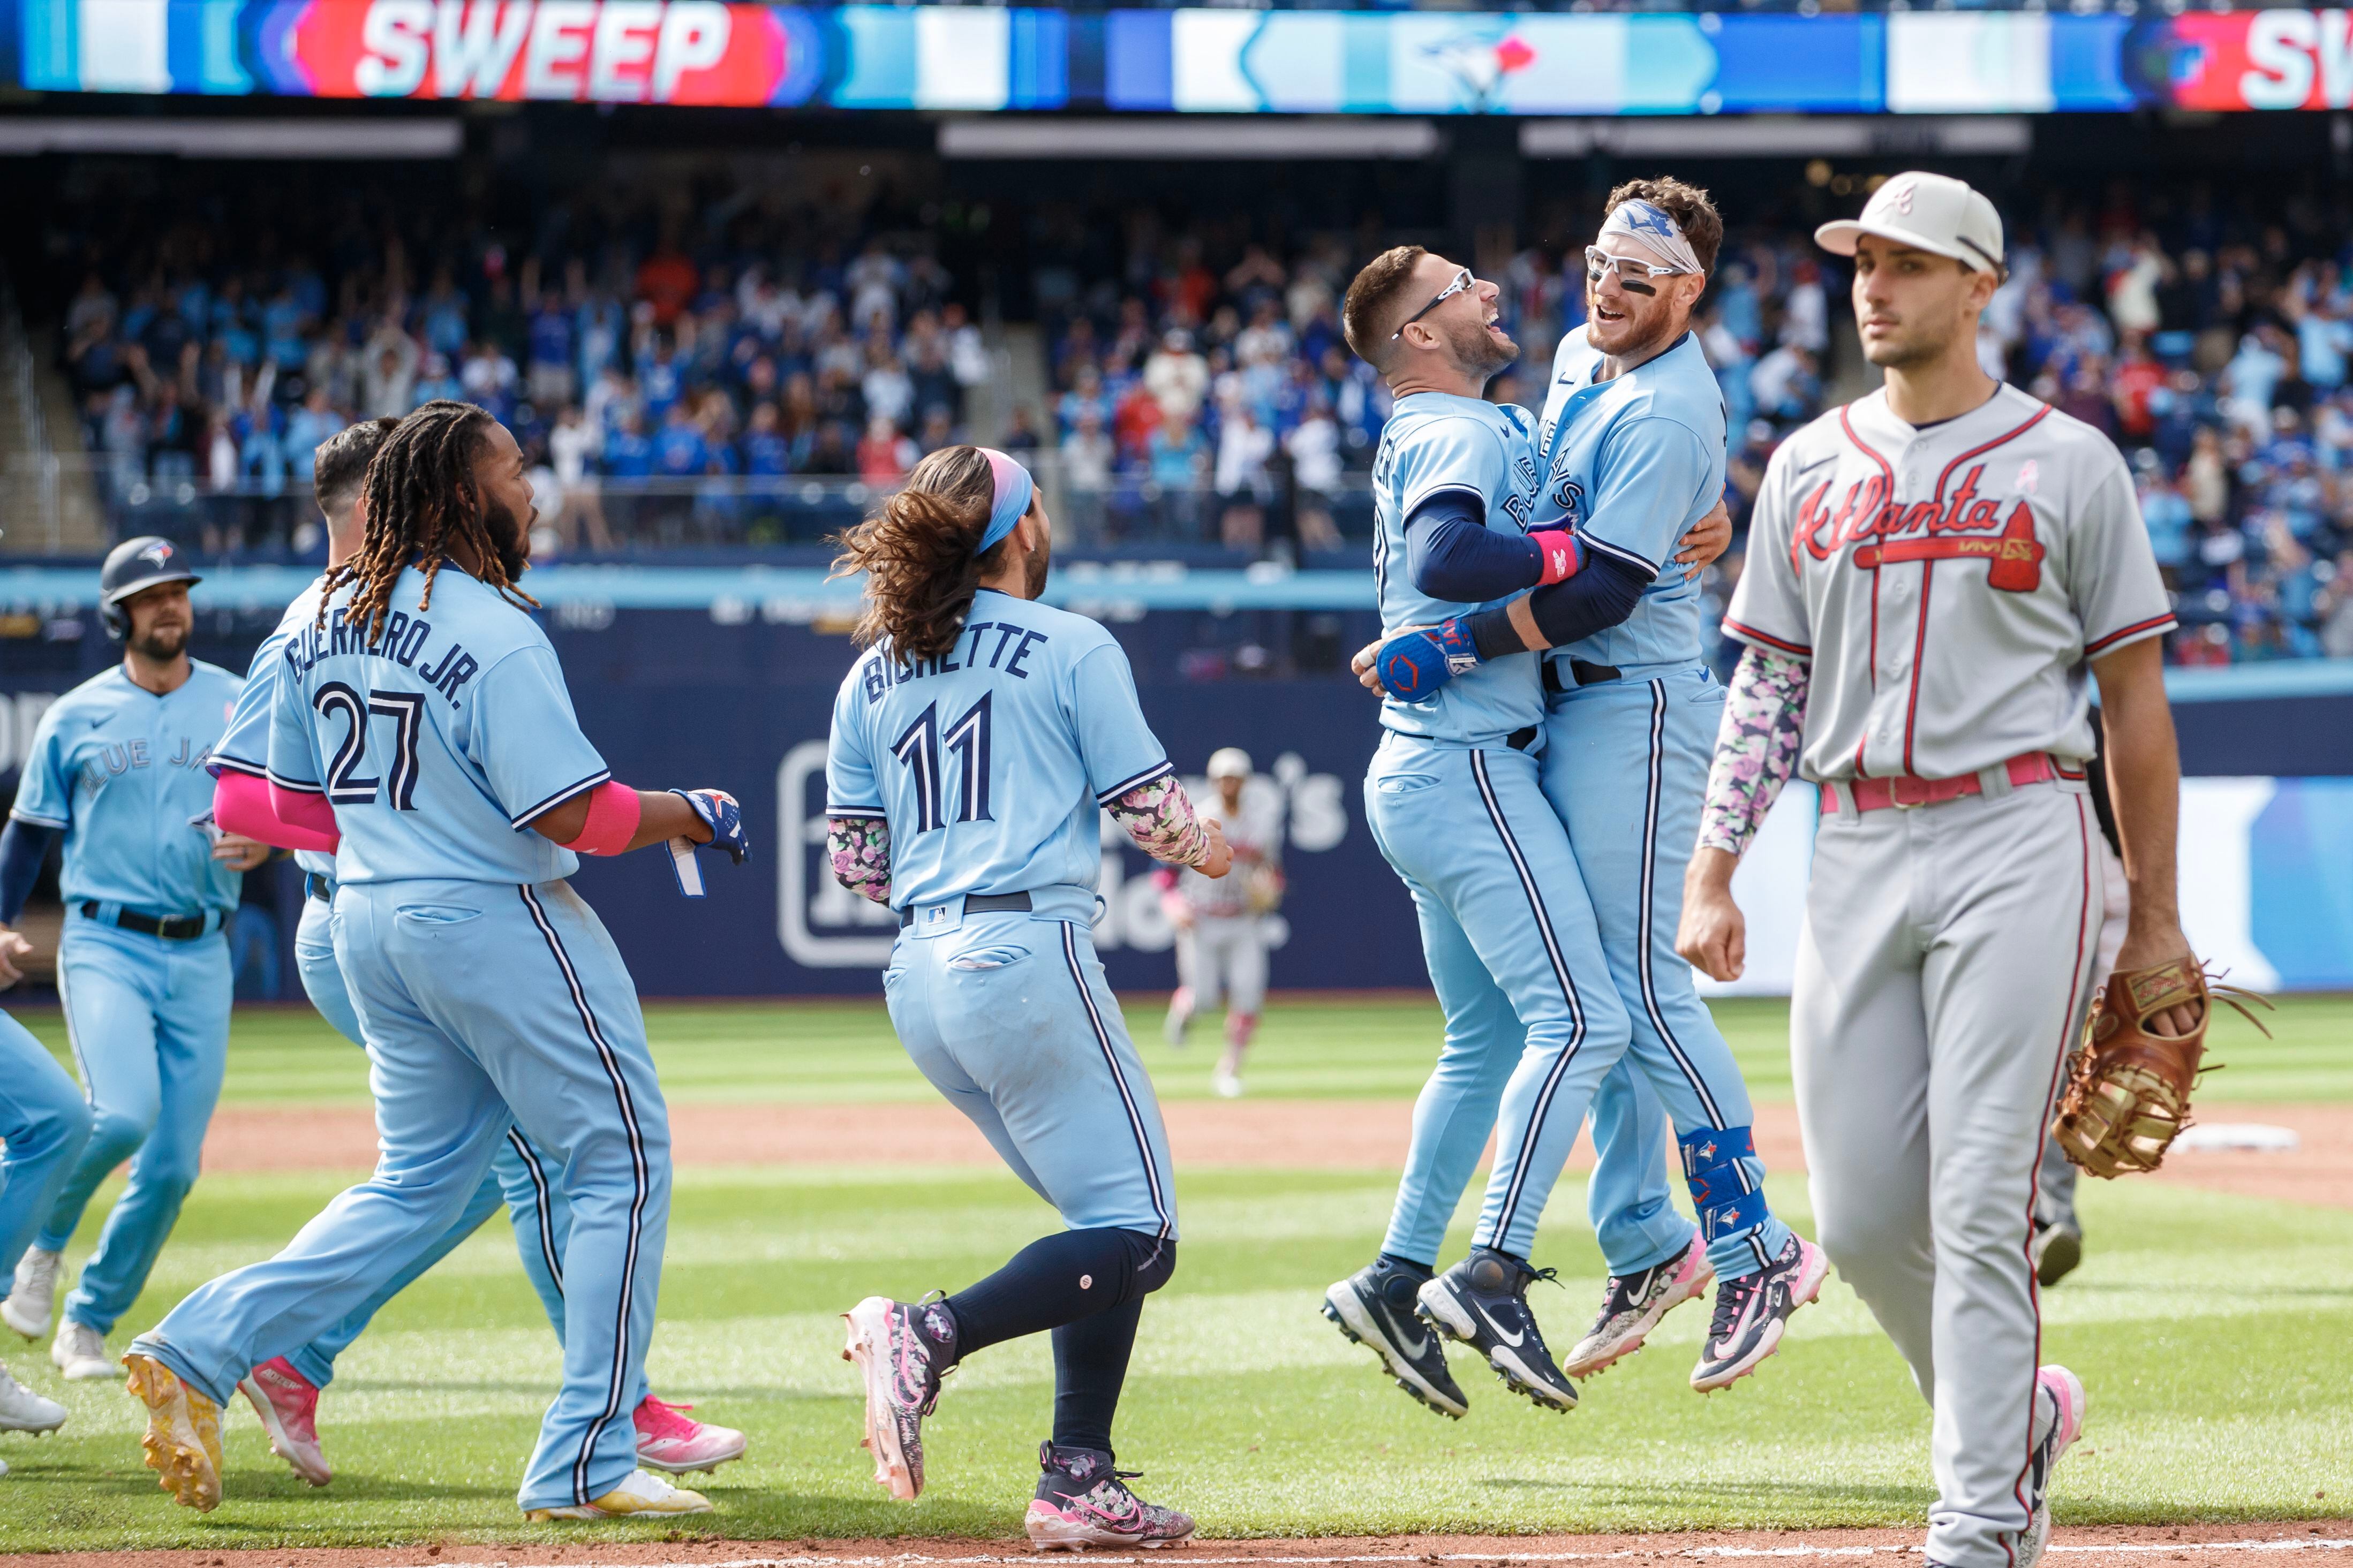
[319,400,537,646]
[829,445,1019,663]
[1605,176,1724,274]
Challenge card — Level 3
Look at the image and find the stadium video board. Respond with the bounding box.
[8,0,2353,115]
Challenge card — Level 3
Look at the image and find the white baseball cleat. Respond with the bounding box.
[1211,1069,1244,1099]
[524,1466,713,1520]
[239,1356,331,1486]
[51,1320,112,1381]
[1565,1233,1714,1379]
[0,1360,65,1434]
[2018,1365,2088,1568]
[2,1248,62,1340]
[634,1395,746,1475]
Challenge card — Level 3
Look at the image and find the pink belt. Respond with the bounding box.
[1819,751,2084,815]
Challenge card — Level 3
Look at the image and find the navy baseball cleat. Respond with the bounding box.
[1564,1232,1714,1380]
[1414,1248,1579,1413]
[1690,1233,1828,1392]
[1323,1259,1468,1419]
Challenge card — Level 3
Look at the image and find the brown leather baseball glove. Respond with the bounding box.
[2054,955,2271,1178]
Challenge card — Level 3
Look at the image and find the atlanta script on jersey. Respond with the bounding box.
[1724,384,2174,783]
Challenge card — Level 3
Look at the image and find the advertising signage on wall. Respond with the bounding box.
[13,1,2353,117]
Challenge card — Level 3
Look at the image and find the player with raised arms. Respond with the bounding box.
[118,400,748,1521]
[1678,172,2186,1567]
[825,445,1230,1550]
[1352,181,1827,1396]
[202,416,743,1489]
[0,539,269,1382]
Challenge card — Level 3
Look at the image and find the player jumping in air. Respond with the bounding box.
[205,417,743,1489]
[120,400,748,1520]
[1,540,270,1381]
[825,445,1230,1550]
[1679,172,2186,1568]
[1349,182,1826,1399]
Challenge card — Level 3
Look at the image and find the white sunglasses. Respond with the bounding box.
[1392,267,1476,340]
[1585,245,1694,283]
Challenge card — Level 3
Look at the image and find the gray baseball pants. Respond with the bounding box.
[1793,777,2103,1568]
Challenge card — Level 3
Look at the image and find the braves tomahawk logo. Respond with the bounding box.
[1790,463,2046,593]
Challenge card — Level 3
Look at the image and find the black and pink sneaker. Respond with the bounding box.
[841,1296,953,1499]
[1025,1442,1196,1551]
[1691,1233,1828,1392]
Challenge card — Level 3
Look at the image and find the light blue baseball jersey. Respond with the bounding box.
[11,660,245,917]
[1535,330,1726,668]
[266,565,609,885]
[1370,392,1545,745]
[826,588,1171,911]
[214,579,335,880]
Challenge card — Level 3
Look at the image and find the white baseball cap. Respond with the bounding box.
[1206,747,1253,780]
[1815,171,2005,275]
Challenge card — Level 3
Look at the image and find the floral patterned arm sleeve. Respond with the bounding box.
[825,815,894,905]
[1107,774,1212,867]
[1697,646,1811,860]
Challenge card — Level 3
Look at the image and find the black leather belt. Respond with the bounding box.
[1506,725,1539,752]
[901,890,1032,928]
[305,873,336,903]
[1543,658,1623,694]
[81,903,212,941]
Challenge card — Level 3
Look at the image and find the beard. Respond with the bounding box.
[129,620,187,662]
[482,495,531,581]
[1021,529,1052,598]
[1443,315,1519,380]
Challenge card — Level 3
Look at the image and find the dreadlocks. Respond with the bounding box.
[320,399,538,646]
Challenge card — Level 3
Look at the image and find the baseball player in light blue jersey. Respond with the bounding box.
[0,930,85,1457]
[827,446,1229,1551]
[200,418,741,1490]
[0,538,268,1385]
[1318,245,1658,1422]
[1359,187,1827,1400]
[122,402,747,1521]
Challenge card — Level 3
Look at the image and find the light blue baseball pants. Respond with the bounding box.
[38,913,231,1334]
[1546,662,1792,1282]
[131,878,669,1512]
[0,1009,91,1294]
[283,896,617,1398]
[883,897,1176,1241]
[1365,731,1634,1264]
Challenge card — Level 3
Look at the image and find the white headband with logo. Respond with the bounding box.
[1598,200,1704,276]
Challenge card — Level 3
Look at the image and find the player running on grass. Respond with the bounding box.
[120,400,748,1520]
[825,445,1230,1551]
[203,417,742,1489]
[0,539,270,1381]
[1345,183,1826,1403]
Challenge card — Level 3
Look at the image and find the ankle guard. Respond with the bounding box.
[1680,1125,1769,1243]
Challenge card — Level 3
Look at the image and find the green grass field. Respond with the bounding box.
[0,995,2346,1549]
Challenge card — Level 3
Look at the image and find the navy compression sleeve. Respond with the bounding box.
[1465,551,1652,660]
[0,818,54,925]
[1405,490,1542,603]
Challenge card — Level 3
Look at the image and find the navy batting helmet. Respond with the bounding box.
[99,535,202,641]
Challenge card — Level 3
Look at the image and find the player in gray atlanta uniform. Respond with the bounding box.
[1678,173,2191,1568]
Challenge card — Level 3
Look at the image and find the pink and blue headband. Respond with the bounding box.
[977,449,1035,556]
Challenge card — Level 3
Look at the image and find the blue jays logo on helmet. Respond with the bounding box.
[136,540,174,569]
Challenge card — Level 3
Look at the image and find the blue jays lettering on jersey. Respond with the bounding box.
[214,580,335,881]
[826,588,1168,910]
[1536,331,1726,668]
[266,566,610,885]
[1371,392,1544,745]
[11,661,245,916]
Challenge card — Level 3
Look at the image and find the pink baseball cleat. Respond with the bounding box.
[238,1356,330,1487]
[634,1395,746,1475]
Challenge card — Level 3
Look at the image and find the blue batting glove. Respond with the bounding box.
[1374,618,1482,702]
[671,788,749,866]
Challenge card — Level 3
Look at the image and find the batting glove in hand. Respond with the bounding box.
[672,789,749,864]
[1530,522,1585,586]
[1374,618,1482,702]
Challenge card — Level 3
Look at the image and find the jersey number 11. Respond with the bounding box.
[891,693,993,833]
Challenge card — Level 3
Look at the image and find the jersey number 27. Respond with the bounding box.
[891,694,993,833]
[315,681,426,809]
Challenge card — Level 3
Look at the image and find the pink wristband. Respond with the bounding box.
[558,781,642,855]
[1536,529,1583,586]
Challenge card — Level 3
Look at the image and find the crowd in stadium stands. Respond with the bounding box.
[52,190,991,554]
[44,173,2353,663]
[1038,195,2353,662]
